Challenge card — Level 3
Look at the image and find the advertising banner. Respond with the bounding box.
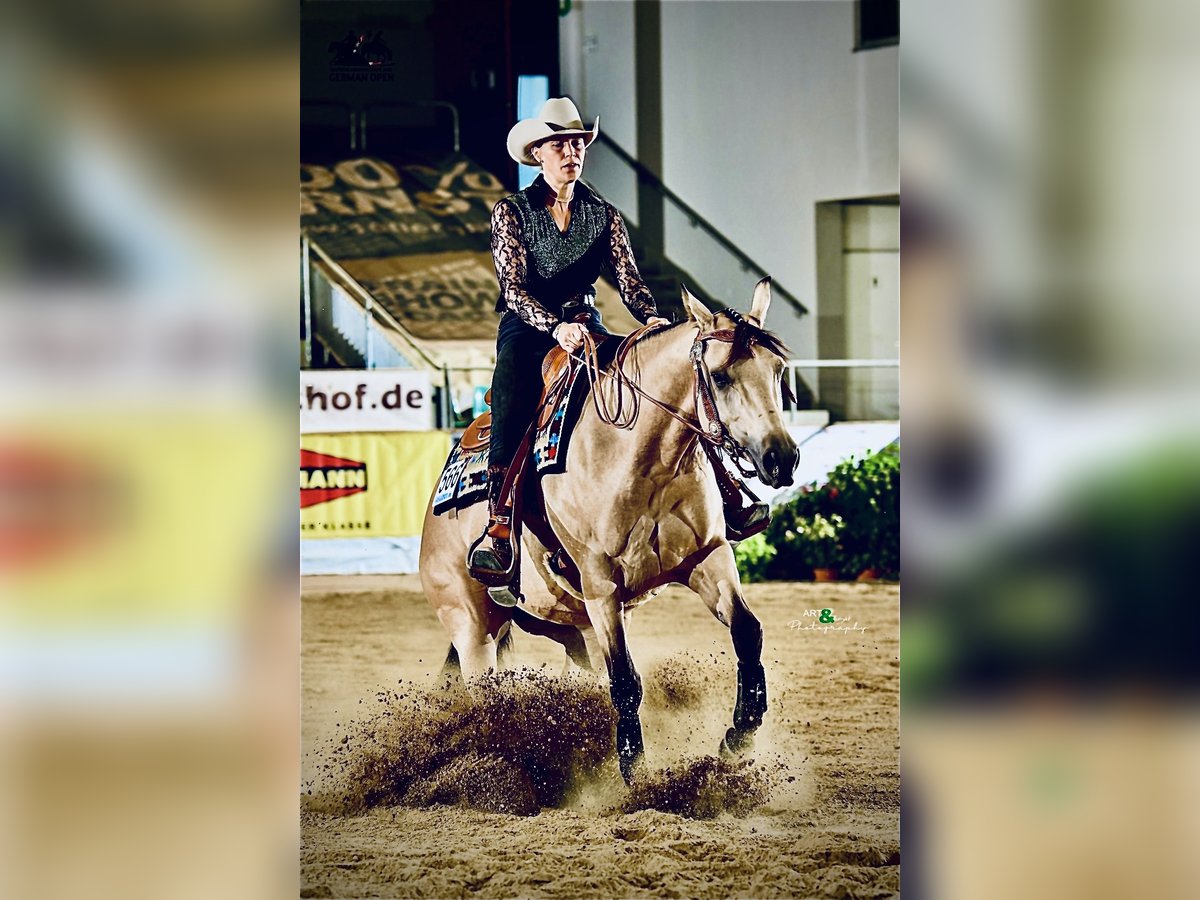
[300,431,450,539]
[300,370,433,433]
[301,155,504,259]
[336,250,500,340]
[301,154,505,341]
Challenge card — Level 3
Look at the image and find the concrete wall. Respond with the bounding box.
[559,1,898,358]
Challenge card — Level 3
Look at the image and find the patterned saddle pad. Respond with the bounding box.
[532,360,589,476]
[431,359,598,516]
[431,441,490,516]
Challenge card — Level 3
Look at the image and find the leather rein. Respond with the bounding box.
[569,309,775,479]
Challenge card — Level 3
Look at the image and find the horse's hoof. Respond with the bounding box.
[487,585,519,608]
[719,727,754,758]
[618,754,643,785]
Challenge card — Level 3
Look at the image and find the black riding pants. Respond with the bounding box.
[488,307,608,470]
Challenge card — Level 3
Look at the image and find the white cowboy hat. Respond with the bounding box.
[506,97,600,166]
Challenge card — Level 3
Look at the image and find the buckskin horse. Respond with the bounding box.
[420,279,798,781]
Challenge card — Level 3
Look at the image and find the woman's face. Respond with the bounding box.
[534,137,586,182]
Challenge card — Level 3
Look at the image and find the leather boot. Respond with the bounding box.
[705,447,771,542]
[725,500,771,541]
[468,465,514,585]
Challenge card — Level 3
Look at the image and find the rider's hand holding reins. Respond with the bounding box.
[553,321,587,353]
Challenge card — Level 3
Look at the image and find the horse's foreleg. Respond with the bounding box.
[584,595,643,783]
[688,544,767,756]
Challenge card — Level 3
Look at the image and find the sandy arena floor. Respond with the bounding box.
[302,576,899,899]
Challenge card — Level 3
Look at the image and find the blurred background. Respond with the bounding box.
[903,0,1200,897]
[0,0,298,897]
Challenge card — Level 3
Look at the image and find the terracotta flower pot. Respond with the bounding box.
[812,567,838,582]
[856,568,880,582]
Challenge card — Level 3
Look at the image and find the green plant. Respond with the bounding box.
[826,443,899,578]
[799,513,844,570]
[734,532,777,583]
[765,442,899,580]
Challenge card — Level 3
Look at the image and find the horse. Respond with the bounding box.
[419,279,799,782]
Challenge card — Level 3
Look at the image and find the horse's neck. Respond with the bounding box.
[587,326,701,472]
[627,326,696,416]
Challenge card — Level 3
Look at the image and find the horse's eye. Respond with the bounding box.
[711,371,732,389]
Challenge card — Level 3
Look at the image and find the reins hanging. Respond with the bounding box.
[566,310,764,463]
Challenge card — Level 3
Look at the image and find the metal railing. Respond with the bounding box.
[433,358,899,430]
[360,101,460,154]
[300,100,356,151]
[302,235,441,372]
[301,99,462,155]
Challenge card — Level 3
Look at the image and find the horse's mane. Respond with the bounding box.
[734,316,791,359]
[632,312,790,360]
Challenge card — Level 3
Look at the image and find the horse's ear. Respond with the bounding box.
[680,284,714,329]
[748,276,772,326]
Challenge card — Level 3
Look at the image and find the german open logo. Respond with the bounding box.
[327,30,394,82]
[301,449,368,508]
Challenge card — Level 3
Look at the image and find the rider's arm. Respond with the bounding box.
[607,207,660,324]
[491,199,561,334]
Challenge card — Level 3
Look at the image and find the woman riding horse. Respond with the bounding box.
[470,97,767,583]
[423,278,799,782]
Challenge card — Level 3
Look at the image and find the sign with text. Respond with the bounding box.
[302,154,506,341]
[301,431,450,538]
[301,370,433,433]
[301,154,505,259]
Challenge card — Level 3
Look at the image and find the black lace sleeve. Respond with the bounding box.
[607,207,659,324]
[491,199,560,333]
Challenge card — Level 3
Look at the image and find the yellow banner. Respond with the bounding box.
[2,412,283,625]
[301,431,450,538]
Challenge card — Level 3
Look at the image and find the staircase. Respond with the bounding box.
[589,133,808,326]
[606,221,692,324]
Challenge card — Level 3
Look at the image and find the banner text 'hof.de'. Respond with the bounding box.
[300,369,433,434]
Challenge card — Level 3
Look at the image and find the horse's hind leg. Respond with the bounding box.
[441,617,514,687]
[438,606,506,681]
[687,544,767,756]
[428,567,512,681]
[511,607,592,673]
[495,619,516,669]
[440,643,463,688]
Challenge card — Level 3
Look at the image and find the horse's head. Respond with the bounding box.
[681,279,799,488]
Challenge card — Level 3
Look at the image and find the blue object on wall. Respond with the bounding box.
[473,385,490,417]
[516,75,549,189]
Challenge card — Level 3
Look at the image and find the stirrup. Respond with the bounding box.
[468,534,514,586]
[487,585,520,608]
[725,501,770,542]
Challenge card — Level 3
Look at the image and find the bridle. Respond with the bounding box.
[572,308,789,479]
[689,308,767,477]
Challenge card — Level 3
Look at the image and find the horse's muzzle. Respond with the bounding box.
[756,438,798,488]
